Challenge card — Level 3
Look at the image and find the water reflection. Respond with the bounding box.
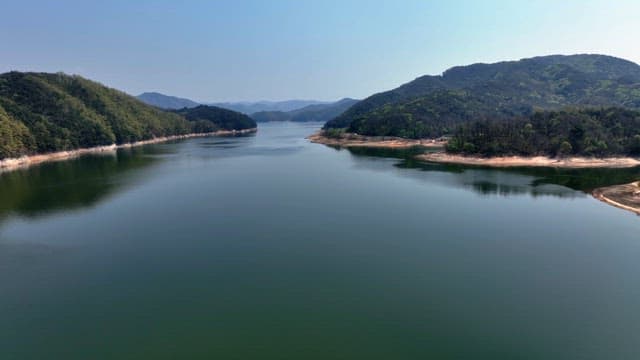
[0,147,159,222]
[3,123,640,359]
[192,131,305,158]
[341,147,640,197]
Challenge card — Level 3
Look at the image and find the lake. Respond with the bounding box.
[2,122,640,359]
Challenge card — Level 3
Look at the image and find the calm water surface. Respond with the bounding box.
[2,122,640,359]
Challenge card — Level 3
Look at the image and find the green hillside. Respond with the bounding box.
[0,72,254,159]
[173,105,256,132]
[325,55,640,138]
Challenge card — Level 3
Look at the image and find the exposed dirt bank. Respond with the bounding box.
[307,131,446,149]
[417,152,640,169]
[593,182,640,216]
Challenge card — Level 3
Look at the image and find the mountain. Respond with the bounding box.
[251,98,359,123]
[137,92,200,109]
[0,72,254,159]
[136,94,334,115]
[173,105,256,132]
[211,100,330,114]
[325,54,640,138]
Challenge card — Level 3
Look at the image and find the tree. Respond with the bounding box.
[558,141,573,157]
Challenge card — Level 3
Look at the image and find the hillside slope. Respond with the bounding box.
[0,72,253,159]
[325,54,640,138]
[173,105,256,132]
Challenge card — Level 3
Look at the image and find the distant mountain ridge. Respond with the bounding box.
[325,54,640,138]
[136,92,332,114]
[137,92,200,109]
[210,100,330,114]
[251,98,359,123]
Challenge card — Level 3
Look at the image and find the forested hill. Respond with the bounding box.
[173,105,256,132]
[251,98,358,123]
[0,72,254,159]
[325,54,640,138]
[447,107,640,157]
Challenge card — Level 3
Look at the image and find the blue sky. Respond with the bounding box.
[2,0,639,102]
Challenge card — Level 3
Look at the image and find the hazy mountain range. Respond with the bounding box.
[136,92,333,114]
[210,100,331,114]
[136,92,359,123]
[250,98,359,123]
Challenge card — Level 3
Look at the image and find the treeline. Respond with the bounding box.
[0,72,255,159]
[446,108,640,157]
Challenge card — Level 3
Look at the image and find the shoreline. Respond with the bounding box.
[417,152,640,169]
[593,182,640,216]
[0,128,257,173]
[417,152,640,215]
[307,131,446,149]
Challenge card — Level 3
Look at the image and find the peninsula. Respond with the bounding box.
[593,182,640,216]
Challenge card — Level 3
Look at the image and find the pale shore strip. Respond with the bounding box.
[417,152,640,169]
[0,128,257,173]
[418,152,640,215]
[307,132,446,149]
[593,182,640,215]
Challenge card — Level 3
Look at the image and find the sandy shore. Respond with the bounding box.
[0,128,257,173]
[593,182,640,215]
[307,131,446,149]
[417,152,640,168]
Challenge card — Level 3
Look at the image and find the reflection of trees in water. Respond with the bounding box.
[527,167,640,192]
[338,146,426,159]
[469,181,578,198]
[342,146,640,197]
[0,147,159,221]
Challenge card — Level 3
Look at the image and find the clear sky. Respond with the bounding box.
[2,0,639,102]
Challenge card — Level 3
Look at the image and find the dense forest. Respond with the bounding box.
[251,98,358,123]
[0,72,255,159]
[173,105,256,132]
[446,108,640,157]
[325,54,640,138]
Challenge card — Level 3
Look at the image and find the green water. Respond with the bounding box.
[1,122,640,359]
